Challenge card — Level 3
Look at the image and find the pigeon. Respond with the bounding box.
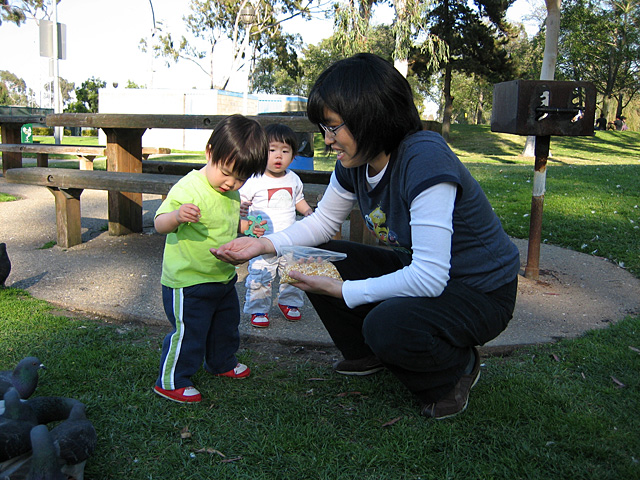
[26,425,67,480]
[0,388,38,462]
[24,396,83,426]
[0,243,10,288]
[50,403,96,480]
[0,357,46,400]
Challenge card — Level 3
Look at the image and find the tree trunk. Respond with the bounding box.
[476,89,484,124]
[522,0,561,157]
[524,0,561,281]
[442,64,453,141]
[393,0,409,78]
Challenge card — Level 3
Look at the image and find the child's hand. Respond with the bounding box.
[177,203,201,224]
[240,201,252,218]
[251,219,268,238]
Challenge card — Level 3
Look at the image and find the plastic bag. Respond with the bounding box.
[279,246,347,284]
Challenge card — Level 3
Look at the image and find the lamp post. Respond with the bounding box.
[239,3,256,115]
[52,0,62,144]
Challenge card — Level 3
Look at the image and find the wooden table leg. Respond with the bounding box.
[103,127,146,235]
[49,187,83,248]
[1,124,23,174]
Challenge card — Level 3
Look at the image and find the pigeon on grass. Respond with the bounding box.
[25,396,83,426]
[26,425,67,480]
[50,403,97,480]
[0,357,45,400]
[0,388,38,462]
[0,243,10,288]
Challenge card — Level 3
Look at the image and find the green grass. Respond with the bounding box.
[0,192,16,202]
[1,287,639,479]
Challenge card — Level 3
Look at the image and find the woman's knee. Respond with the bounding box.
[362,301,408,356]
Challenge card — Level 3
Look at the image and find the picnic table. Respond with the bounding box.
[45,113,318,236]
[0,114,47,172]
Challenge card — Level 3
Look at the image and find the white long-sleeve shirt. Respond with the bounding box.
[265,171,456,308]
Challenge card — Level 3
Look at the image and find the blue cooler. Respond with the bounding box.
[290,155,314,170]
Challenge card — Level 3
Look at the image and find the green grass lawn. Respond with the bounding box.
[1,126,640,478]
[0,288,638,479]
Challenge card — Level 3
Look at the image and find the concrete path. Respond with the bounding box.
[1,177,639,352]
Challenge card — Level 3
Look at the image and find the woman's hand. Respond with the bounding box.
[210,237,274,265]
[287,270,344,299]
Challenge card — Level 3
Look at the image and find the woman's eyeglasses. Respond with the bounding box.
[319,122,346,137]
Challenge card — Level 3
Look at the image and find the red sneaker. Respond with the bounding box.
[216,363,251,379]
[278,304,301,321]
[153,385,201,403]
[250,313,270,328]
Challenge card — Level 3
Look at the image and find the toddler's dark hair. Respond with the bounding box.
[206,114,268,179]
[264,123,298,156]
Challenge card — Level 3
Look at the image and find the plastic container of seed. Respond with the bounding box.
[279,246,347,284]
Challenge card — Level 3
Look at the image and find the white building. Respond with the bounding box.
[98,88,307,151]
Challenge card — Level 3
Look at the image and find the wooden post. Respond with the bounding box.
[49,187,83,248]
[103,127,146,235]
[524,135,550,280]
[1,124,22,173]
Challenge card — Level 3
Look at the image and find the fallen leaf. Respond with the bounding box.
[611,376,625,388]
[180,426,191,439]
[382,417,402,427]
[551,354,561,362]
[337,391,362,397]
[221,456,243,463]
[543,292,560,296]
[194,448,226,457]
[581,372,586,379]
[629,346,640,354]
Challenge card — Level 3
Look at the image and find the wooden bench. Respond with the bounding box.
[5,167,182,248]
[0,144,171,170]
[4,166,373,248]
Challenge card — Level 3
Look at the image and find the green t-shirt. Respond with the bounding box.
[156,170,240,288]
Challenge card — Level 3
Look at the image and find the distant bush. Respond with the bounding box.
[32,127,53,136]
[82,129,98,136]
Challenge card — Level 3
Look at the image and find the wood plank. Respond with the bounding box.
[141,160,332,185]
[0,144,106,155]
[4,167,182,195]
[0,144,170,156]
[46,113,318,132]
[0,115,47,125]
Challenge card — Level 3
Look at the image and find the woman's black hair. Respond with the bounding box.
[307,53,423,162]
[264,123,298,155]
[206,114,268,179]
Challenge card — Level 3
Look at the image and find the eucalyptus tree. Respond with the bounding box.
[412,0,517,140]
[558,0,640,119]
[141,0,316,90]
[0,0,59,26]
[0,70,30,105]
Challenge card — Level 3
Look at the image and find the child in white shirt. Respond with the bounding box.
[239,124,313,327]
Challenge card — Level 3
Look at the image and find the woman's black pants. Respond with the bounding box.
[306,240,518,404]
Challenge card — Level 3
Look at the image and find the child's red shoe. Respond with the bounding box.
[251,313,270,328]
[216,363,251,379]
[153,385,201,403]
[278,304,301,321]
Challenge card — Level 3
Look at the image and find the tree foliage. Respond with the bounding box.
[0,0,58,26]
[44,76,73,107]
[0,70,29,105]
[141,0,315,90]
[411,0,517,139]
[558,0,640,118]
[64,77,105,113]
